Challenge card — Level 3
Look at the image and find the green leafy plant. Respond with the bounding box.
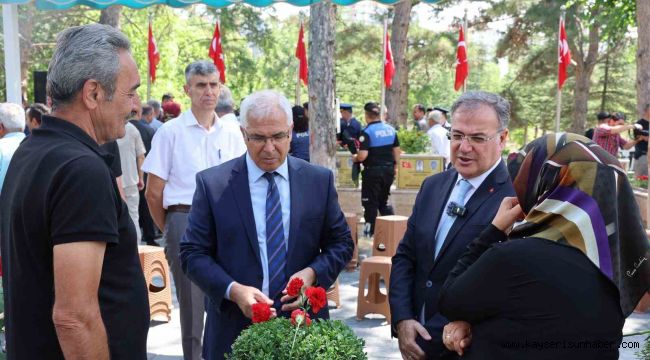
[397,129,429,154]
[227,318,366,360]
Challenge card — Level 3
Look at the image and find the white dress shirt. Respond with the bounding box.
[427,123,450,165]
[142,110,246,208]
[225,154,291,299]
[219,113,240,126]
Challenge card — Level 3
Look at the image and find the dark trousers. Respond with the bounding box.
[361,167,395,235]
[138,187,156,243]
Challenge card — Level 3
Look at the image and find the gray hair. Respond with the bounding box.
[239,90,293,129]
[216,85,234,114]
[184,60,219,84]
[47,24,131,111]
[147,99,161,111]
[451,91,510,130]
[427,110,444,125]
[0,103,26,132]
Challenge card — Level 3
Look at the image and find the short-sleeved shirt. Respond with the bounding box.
[0,131,26,193]
[142,110,247,208]
[117,122,146,188]
[290,130,310,162]
[0,115,149,359]
[593,125,627,157]
[359,120,400,167]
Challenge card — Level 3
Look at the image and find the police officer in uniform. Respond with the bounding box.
[353,102,401,236]
[339,103,363,186]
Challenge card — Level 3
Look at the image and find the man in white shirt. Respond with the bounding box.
[0,103,26,192]
[117,114,146,241]
[143,60,246,360]
[215,85,239,126]
[426,110,451,166]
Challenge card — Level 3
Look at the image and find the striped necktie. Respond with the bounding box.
[263,172,286,300]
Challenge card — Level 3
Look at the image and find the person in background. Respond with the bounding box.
[426,110,451,166]
[353,102,400,236]
[439,133,649,359]
[147,99,164,130]
[162,93,181,121]
[592,111,640,157]
[633,105,650,177]
[143,60,246,360]
[413,104,428,131]
[0,103,26,192]
[289,105,310,162]
[131,105,158,246]
[25,103,50,132]
[215,85,239,126]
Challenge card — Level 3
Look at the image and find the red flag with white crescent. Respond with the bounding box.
[384,31,395,88]
[209,22,226,84]
[148,21,160,83]
[558,18,571,90]
[295,22,308,86]
[454,26,468,91]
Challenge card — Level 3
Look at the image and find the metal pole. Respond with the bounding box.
[147,13,152,102]
[3,4,21,105]
[380,18,387,121]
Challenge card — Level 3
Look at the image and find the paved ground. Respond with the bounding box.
[146,231,650,360]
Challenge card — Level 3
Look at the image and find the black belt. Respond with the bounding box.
[364,165,393,170]
[167,204,191,213]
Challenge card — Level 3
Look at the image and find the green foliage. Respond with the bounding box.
[397,128,429,154]
[227,318,366,360]
[636,334,650,360]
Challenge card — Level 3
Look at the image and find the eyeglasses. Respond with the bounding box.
[446,130,504,145]
[244,130,290,145]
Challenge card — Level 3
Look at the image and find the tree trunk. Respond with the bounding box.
[569,11,600,134]
[99,6,123,29]
[385,0,412,128]
[637,0,650,118]
[600,52,610,112]
[308,1,337,171]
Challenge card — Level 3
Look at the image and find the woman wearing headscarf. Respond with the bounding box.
[438,133,650,359]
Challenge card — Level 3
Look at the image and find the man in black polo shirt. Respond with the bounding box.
[0,24,149,359]
[353,102,401,236]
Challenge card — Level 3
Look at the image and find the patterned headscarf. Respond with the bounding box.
[508,133,650,316]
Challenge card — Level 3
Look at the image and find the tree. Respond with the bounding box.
[385,0,413,128]
[308,1,337,170]
[637,0,650,117]
[99,5,123,28]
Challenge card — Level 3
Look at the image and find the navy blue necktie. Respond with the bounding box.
[264,172,286,300]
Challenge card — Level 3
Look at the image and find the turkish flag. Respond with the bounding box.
[558,18,571,90]
[148,22,160,83]
[384,31,395,88]
[454,26,468,91]
[295,22,308,86]
[209,22,226,84]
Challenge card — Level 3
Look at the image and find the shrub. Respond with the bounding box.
[397,129,429,154]
[227,318,366,360]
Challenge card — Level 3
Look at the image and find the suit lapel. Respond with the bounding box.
[434,161,510,264]
[231,155,262,267]
[422,171,458,272]
[286,157,304,265]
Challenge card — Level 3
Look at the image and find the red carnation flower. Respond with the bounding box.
[305,286,327,314]
[251,302,272,323]
[291,309,311,326]
[286,277,304,297]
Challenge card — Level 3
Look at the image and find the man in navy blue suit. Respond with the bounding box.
[180,90,353,360]
[389,91,516,360]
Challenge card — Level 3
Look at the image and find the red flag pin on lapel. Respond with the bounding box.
[489,187,494,193]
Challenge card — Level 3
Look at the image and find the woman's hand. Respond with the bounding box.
[491,197,524,233]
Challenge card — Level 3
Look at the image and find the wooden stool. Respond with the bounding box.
[356,256,391,323]
[138,245,173,322]
[372,215,408,257]
[326,279,341,308]
[345,212,359,271]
